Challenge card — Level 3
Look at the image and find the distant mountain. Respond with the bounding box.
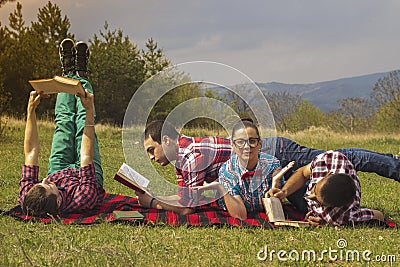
[256,71,396,112]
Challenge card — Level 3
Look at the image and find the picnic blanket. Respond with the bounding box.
[1,193,396,228]
[1,193,304,228]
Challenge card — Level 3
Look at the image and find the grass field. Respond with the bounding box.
[0,118,399,266]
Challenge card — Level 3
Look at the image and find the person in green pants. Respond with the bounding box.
[20,39,104,216]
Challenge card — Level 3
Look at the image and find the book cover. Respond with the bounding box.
[113,211,144,220]
[28,75,85,95]
[114,163,150,194]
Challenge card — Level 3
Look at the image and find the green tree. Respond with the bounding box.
[30,1,73,78]
[370,70,400,132]
[0,21,9,114]
[285,100,325,132]
[330,97,373,132]
[30,1,73,115]
[142,38,170,79]
[264,91,302,132]
[147,72,202,122]
[372,100,400,132]
[1,1,72,116]
[1,2,33,116]
[89,22,146,125]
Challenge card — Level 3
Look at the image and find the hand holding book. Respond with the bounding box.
[114,163,150,194]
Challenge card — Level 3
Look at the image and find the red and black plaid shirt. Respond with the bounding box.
[175,135,232,206]
[305,151,374,225]
[19,163,104,214]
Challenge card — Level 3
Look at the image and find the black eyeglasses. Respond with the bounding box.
[232,138,260,148]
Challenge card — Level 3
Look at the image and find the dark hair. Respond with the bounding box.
[231,117,260,138]
[22,185,58,216]
[144,120,179,144]
[320,173,356,207]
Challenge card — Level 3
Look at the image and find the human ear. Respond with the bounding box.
[57,196,62,208]
[162,135,170,146]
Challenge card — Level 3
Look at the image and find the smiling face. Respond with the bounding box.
[231,126,261,169]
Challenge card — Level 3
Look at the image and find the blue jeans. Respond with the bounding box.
[261,137,400,214]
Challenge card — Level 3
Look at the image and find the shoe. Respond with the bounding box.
[75,41,90,78]
[59,38,76,76]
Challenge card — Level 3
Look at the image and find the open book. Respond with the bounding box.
[28,76,85,95]
[113,163,150,194]
[262,197,310,228]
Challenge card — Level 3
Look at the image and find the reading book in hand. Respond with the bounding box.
[29,76,85,95]
[262,197,310,228]
[114,163,150,194]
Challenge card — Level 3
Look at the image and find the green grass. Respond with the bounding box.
[0,120,399,266]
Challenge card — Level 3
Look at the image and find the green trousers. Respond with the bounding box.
[47,74,103,187]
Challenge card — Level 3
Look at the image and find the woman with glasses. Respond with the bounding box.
[193,118,285,220]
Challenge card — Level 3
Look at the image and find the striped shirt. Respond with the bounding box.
[19,163,104,214]
[305,151,374,225]
[218,152,281,212]
[175,135,232,206]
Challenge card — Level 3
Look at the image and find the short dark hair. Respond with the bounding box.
[231,117,260,138]
[22,185,58,216]
[320,173,356,207]
[144,120,179,144]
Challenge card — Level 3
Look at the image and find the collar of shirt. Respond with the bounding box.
[231,152,257,178]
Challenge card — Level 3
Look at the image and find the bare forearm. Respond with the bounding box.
[215,185,247,220]
[80,110,95,167]
[272,161,294,188]
[281,166,309,197]
[152,197,193,215]
[24,110,40,166]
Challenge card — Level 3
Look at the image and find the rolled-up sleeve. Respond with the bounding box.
[19,165,40,205]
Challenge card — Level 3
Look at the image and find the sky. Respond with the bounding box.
[1,0,400,84]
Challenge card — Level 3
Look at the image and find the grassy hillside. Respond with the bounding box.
[0,118,399,266]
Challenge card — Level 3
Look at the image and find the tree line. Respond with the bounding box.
[1,1,399,134]
[264,70,400,133]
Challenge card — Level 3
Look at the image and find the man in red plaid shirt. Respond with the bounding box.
[20,39,104,216]
[267,150,385,226]
[139,120,231,214]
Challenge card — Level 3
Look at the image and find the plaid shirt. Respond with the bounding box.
[305,151,374,225]
[19,163,104,214]
[175,135,232,206]
[219,152,281,212]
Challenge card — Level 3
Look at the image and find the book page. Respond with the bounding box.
[263,197,285,222]
[119,163,150,188]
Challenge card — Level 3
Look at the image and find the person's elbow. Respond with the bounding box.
[233,214,247,221]
[372,209,385,222]
[177,207,194,215]
[230,210,247,221]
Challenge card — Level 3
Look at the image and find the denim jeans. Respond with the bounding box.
[261,137,400,214]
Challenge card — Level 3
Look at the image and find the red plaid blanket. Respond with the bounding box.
[1,193,304,227]
[2,193,395,228]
